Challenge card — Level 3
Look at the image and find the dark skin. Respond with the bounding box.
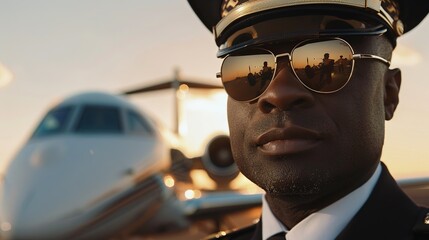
[227,35,402,229]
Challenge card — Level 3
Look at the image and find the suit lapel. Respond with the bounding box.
[335,162,420,240]
[250,219,263,240]
[246,163,421,240]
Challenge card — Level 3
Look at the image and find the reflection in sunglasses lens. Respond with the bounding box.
[222,50,275,101]
[292,39,353,92]
[221,39,355,101]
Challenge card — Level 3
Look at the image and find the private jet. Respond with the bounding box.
[0,90,261,240]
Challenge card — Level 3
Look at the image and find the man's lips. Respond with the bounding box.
[256,126,323,155]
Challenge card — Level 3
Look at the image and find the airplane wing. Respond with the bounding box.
[179,176,429,232]
[181,176,429,220]
[122,79,223,95]
[183,192,262,220]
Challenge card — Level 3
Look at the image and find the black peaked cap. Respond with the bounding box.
[188,0,428,35]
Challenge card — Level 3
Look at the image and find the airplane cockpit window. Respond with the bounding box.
[127,110,154,135]
[74,105,123,133]
[31,106,74,138]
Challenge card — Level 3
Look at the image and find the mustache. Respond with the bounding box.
[252,111,325,130]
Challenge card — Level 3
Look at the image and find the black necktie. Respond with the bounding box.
[267,232,286,240]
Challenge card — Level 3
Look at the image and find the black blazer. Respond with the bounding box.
[207,163,429,240]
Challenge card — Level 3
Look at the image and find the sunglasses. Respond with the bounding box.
[217,38,391,102]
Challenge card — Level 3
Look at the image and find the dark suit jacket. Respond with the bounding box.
[207,163,429,240]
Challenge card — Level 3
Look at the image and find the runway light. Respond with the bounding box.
[216,231,227,237]
[163,175,175,188]
[193,189,202,199]
[179,84,189,92]
[184,189,195,199]
[184,189,202,200]
[177,84,190,100]
[1,222,11,232]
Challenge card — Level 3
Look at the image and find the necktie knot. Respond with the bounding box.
[267,231,286,240]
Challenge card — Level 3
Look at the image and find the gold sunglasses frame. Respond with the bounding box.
[217,37,391,101]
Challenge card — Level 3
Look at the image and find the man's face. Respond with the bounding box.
[227,36,394,198]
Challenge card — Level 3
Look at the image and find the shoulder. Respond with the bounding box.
[412,208,429,239]
[204,223,258,240]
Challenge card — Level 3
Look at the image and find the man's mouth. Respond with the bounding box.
[256,125,323,155]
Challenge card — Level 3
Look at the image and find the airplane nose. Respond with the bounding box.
[0,188,44,239]
[0,141,82,239]
[0,187,72,240]
[0,164,72,239]
[0,221,12,239]
[0,187,20,239]
[0,177,19,239]
[0,221,12,232]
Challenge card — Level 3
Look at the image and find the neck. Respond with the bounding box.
[265,193,334,228]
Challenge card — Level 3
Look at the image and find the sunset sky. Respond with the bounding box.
[0,1,428,179]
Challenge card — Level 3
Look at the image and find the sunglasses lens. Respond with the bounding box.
[292,39,354,92]
[220,39,355,101]
[221,49,275,101]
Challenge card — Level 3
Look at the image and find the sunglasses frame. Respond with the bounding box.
[217,37,391,102]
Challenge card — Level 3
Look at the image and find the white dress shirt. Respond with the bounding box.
[262,163,382,240]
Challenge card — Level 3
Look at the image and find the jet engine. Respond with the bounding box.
[169,135,239,190]
[200,135,239,189]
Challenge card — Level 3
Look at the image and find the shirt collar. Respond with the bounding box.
[262,194,288,239]
[262,163,382,240]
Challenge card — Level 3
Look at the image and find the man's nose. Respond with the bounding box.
[257,61,315,113]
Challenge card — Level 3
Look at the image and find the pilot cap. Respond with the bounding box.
[188,0,428,56]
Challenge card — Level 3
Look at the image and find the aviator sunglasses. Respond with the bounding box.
[217,38,391,102]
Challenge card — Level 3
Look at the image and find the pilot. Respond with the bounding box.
[187,0,429,239]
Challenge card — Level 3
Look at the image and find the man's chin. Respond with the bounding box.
[253,170,333,197]
[263,183,324,197]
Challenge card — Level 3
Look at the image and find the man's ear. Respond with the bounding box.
[384,68,401,120]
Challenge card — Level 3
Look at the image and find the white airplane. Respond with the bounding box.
[0,88,261,239]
